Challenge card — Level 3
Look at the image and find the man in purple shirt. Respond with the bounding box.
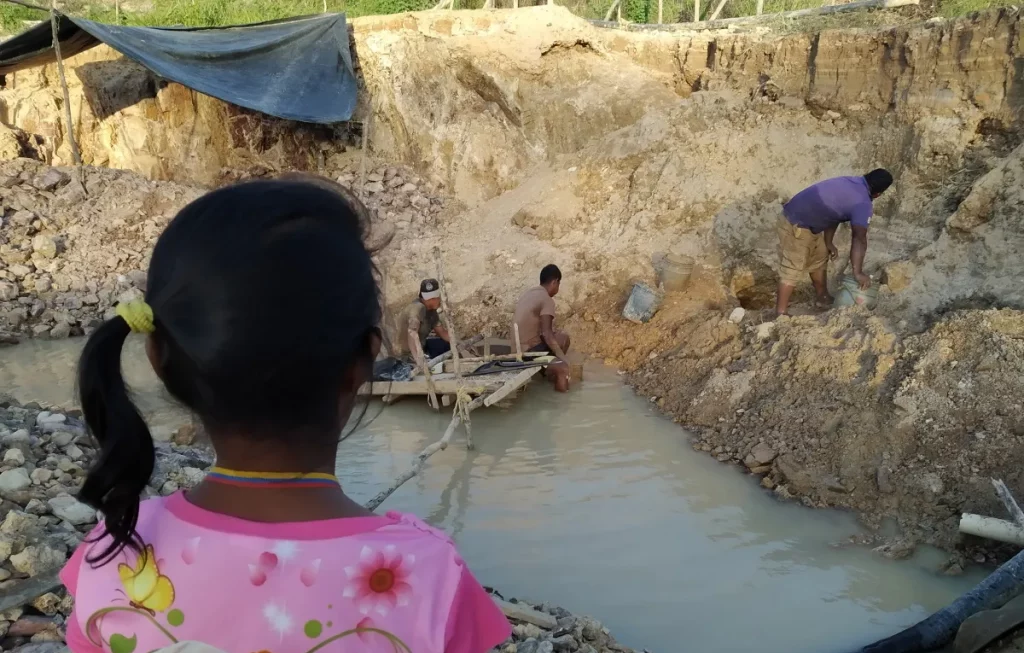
[775,169,893,316]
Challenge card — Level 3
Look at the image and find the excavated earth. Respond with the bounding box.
[2,5,1024,564]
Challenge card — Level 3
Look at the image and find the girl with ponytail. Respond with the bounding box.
[62,179,510,653]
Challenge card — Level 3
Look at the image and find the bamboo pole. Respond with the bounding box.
[694,0,701,21]
[484,367,541,407]
[676,0,917,28]
[513,0,518,7]
[513,323,523,362]
[708,0,729,20]
[115,0,120,22]
[616,0,622,20]
[364,394,486,511]
[357,114,371,201]
[993,479,1024,528]
[657,0,663,22]
[756,0,763,13]
[604,0,621,21]
[484,330,491,362]
[49,5,82,169]
[425,334,483,369]
[433,247,462,382]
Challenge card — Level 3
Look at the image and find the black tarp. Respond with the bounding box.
[0,13,357,124]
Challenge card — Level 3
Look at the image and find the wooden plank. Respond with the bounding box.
[708,0,729,21]
[360,380,494,396]
[484,367,542,407]
[493,597,558,629]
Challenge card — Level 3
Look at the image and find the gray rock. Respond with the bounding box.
[31,235,57,260]
[29,468,52,485]
[50,431,74,448]
[0,468,31,494]
[364,181,385,194]
[8,264,31,278]
[47,494,95,526]
[0,534,15,563]
[23,498,48,515]
[65,444,83,460]
[749,442,777,466]
[2,510,39,535]
[2,429,30,446]
[550,635,577,651]
[10,543,65,575]
[36,412,65,426]
[48,323,71,339]
[7,641,65,653]
[33,169,69,192]
[3,448,25,465]
[876,466,894,494]
[518,640,555,653]
[34,277,51,293]
[0,281,18,303]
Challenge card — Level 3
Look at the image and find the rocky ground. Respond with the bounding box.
[0,398,210,653]
[0,397,638,653]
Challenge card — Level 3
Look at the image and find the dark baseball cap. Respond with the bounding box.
[420,278,440,298]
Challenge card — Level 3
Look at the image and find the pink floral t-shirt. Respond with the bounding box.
[60,493,511,653]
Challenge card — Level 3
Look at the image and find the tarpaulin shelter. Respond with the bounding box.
[0,12,358,123]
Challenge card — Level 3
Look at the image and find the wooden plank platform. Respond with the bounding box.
[359,369,540,397]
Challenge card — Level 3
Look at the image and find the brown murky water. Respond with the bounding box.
[1,337,986,653]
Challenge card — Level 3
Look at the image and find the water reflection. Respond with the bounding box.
[0,339,984,653]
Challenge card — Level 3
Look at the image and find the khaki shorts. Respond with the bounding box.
[777,214,827,286]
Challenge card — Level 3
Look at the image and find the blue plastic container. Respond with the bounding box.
[622,282,663,323]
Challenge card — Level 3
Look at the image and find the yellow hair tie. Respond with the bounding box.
[115,300,155,334]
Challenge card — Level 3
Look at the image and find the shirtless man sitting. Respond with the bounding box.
[512,264,571,392]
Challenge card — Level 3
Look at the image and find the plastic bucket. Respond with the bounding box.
[833,275,879,309]
[658,253,695,292]
[622,282,663,323]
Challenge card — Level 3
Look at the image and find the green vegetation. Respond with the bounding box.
[0,0,1013,36]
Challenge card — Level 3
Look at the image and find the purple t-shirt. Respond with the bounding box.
[783,176,873,234]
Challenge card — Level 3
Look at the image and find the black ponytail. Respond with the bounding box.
[77,316,155,565]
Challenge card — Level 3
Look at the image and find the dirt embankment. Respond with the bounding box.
[2,6,1024,555]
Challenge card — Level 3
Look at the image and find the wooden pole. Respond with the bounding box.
[993,479,1024,529]
[433,247,462,382]
[115,0,120,23]
[364,394,486,511]
[708,0,729,21]
[616,0,622,20]
[425,334,483,370]
[603,0,620,21]
[49,5,82,169]
[483,330,491,362]
[484,367,541,407]
[755,0,763,13]
[357,114,370,201]
[694,0,701,21]
[513,323,523,362]
[513,0,518,8]
[657,0,663,23]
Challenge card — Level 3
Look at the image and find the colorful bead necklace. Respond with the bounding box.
[206,466,341,489]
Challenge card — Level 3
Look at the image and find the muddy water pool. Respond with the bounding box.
[1,337,986,653]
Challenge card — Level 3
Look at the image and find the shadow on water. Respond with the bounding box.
[0,339,986,653]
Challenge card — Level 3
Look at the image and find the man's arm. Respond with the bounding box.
[823,225,838,260]
[540,315,568,363]
[850,225,870,289]
[433,324,451,342]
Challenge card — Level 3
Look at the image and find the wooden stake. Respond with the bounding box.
[483,330,491,362]
[993,479,1024,529]
[694,0,701,21]
[658,0,663,22]
[708,0,728,20]
[357,114,371,201]
[513,0,518,8]
[115,0,120,22]
[616,0,622,20]
[604,0,620,21]
[433,247,462,382]
[513,323,523,362]
[755,0,763,13]
[49,5,82,168]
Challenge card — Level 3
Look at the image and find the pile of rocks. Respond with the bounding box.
[334,163,447,250]
[492,593,641,653]
[0,398,210,651]
[0,159,448,343]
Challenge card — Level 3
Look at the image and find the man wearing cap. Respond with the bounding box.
[396,279,451,373]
